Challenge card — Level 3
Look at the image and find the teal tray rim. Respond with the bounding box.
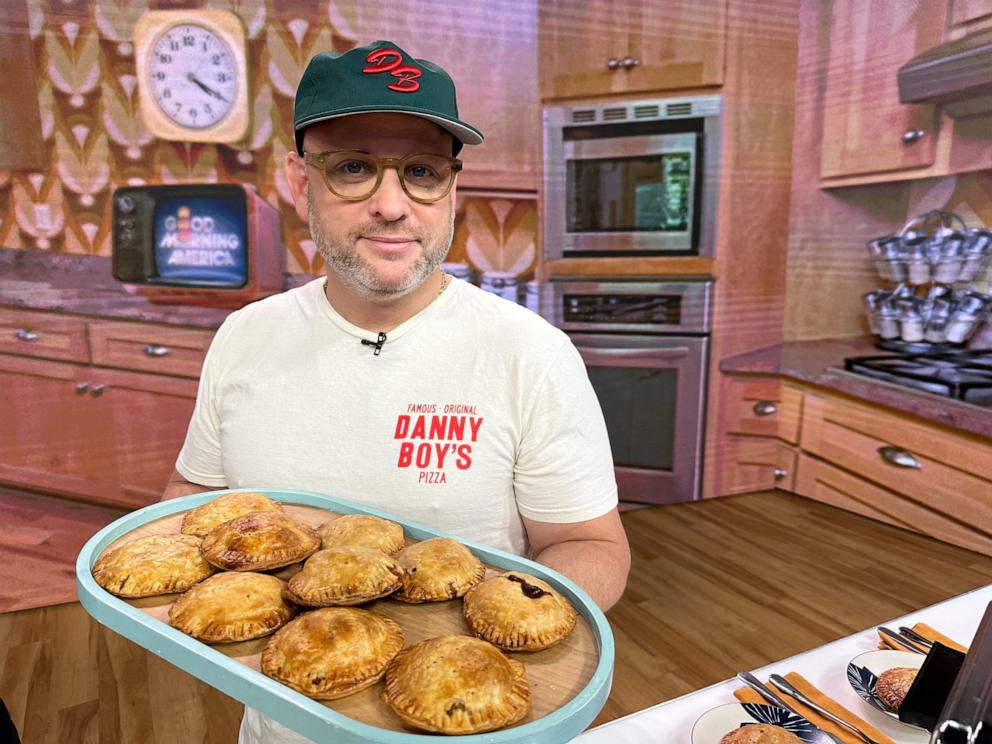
[75,488,615,744]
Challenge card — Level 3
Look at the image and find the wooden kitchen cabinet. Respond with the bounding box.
[721,436,797,494]
[819,0,948,183]
[0,308,208,509]
[539,0,726,100]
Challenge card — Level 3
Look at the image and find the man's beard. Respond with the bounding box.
[307,186,453,299]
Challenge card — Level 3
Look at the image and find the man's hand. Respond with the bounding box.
[522,509,631,611]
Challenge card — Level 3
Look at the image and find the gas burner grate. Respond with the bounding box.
[844,351,992,405]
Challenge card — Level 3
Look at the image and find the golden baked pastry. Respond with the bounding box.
[393,537,485,603]
[169,571,296,643]
[719,724,803,744]
[317,514,405,556]
[382,635,530,734]
[463,572,577,651]
[200,511,320,571]
[876,666,918,710]
[285,546,403,606]
[180,491,283,538]
[261,607,404,700]
[92,534,216,598]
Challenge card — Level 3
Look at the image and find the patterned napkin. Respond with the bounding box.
[733,672,895,744]
[876,622,968,653]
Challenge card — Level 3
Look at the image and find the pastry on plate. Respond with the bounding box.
[463,572,577,651]
[393,537,485,603]
[180,491,283,538]
[285,546,403,606]
[92,534,216,598]
[876,666,918,710]
[317,514,405,556]
[382,635,530,734]
[169,571,295,643]
[261,607,404,700]
[200,511,320,571]
[719,724,803,744]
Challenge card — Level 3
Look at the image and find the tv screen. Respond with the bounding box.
[152,193,248,287]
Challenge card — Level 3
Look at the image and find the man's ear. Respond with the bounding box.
[284,150,309,223]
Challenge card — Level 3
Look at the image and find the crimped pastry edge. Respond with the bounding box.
[393,559,486,603]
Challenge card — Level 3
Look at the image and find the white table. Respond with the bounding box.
[574,584,992,743]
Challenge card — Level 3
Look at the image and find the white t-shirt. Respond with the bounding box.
[177,275,618,555]
[178,277,617,744]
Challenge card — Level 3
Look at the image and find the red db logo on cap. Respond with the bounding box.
[363,48,422,93]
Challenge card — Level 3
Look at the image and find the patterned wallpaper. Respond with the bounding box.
[0,0,537,280]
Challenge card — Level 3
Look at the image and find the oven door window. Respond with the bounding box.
[567,152,692,234]
[586,365,677,471]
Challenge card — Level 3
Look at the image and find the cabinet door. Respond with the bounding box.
[539,0,633,99]
[819,0,947,180]
[347,0,540,191]
[628,0,726,92]
[721,436,797,495]
[0,355,108,496]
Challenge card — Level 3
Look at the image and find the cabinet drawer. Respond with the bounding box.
[794,453,992,556]
[801,393,992,531]
[721,435,797,495]
[724,375,802,444]
[89,321,214,378]
[0,308,90,363]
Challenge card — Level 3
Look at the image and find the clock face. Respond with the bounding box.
[148,24,237,130]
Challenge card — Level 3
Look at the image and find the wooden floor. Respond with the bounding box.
[3,490,992,742]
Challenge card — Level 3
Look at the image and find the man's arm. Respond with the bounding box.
[161,468,217,501]
[522,509,630,611]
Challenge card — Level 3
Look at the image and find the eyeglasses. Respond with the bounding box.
[303,149,463,204]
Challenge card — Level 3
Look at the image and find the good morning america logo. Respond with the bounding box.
[155,199,246,282]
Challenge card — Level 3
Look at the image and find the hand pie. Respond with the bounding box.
[393,537,485,603]
[285,547,403,606]
[169,571,296,643]
[382,635,530,734]
[261,607,404,700]
[92,534,216,598]
[719,724,803,744]
[200,511,320,571]
[463,572,577,651]
[317,514,405,556]
[180,491,283,538]
[876,666,918,710]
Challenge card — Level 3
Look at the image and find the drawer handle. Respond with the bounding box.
[752,400,778,416]
[606,57,621,70]
[15,329,40,342]
[773,467,788,481]
[621,56,639,69]
[901,129,925,144]
[877,446,921,470]
[75,382,90,394]
[89,384,106,397]
[143,344,171,357]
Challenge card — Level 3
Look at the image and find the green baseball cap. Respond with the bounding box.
[293,40,484,156]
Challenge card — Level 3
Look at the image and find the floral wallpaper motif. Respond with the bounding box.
[0,0,537,280]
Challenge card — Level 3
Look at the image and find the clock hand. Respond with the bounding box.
[187,73,229,103]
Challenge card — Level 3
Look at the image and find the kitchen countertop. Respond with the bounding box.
[0,246,312,329]
[720,337,992,440]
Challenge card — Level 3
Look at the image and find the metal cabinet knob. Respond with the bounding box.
[89,384,107,397]
[15,329,40,342]
[877,445,921,470]
[773,467,788,481]
[621,56,639,69]
[143,344,171,357]
[752,400,778,417]
[606,57,621,70]
[901,129,925,144]
[75,382,90,394]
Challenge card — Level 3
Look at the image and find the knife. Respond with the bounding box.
[898,626,934,650]
[736,671,845,744]
[769,674,882,744]
[878,625,926,654]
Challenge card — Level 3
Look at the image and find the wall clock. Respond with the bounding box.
[134,10,249,143]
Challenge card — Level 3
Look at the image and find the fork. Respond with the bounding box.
[768,674,883,744]
[878,625,927,654]
[736,671,845,744]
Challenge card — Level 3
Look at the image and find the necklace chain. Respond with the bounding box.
[438,271,448,297]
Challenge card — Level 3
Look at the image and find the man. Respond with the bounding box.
[162,40,630,742]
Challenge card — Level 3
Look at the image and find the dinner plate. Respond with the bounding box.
[847,649,928,733]
[691,702,820,743]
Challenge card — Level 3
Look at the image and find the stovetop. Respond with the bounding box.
[844,351,992,406]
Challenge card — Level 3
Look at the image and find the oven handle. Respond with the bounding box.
[576,345,691,366]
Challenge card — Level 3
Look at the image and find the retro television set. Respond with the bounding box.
[112,184,285,308]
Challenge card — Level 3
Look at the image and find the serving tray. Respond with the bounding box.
[76,488,615,743]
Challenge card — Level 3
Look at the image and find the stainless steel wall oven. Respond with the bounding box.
[543,95,722,260]
[540,279,712,504]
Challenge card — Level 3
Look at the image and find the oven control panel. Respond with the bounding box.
[563,294,681,325]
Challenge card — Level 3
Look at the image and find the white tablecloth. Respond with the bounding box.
[574,584,992,743]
